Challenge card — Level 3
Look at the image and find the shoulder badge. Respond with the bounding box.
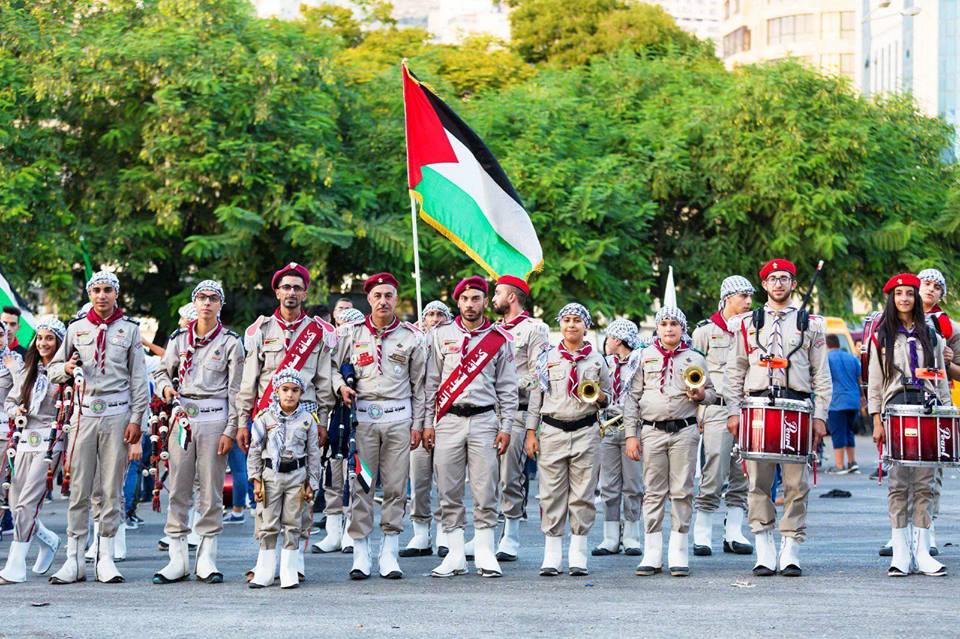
[245,315,266,338]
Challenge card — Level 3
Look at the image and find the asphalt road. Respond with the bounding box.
[2,436,958,639]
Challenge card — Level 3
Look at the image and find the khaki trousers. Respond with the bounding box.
[258,466,307,550]
[888,464,935,529]
[348,419,411,538]
[323,458,345,515]
[9,450,61,541]
[695,406,748,512]
[641,424,698,534]
[597,428,644,522]
[66,412,130,539]
[537,424,599,537]
[164,420,228,538]
[930,466,943,520]
[498,415,528,519]
[409,445,440,525]
[747,460,809,541]
[434,412,499,533]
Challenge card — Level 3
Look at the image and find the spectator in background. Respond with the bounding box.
[826,333,862,474]
[332,298,353,326]
[308,304,331,325]
[1,306,26,356]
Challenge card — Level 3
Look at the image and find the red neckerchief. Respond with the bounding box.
[179,320,223,387]
[653,338,688,393]
[364,315,401,375]
[558,340,593,398]
[927,305,954,339]
[273,308,307,349]
[86,307,124,374]
[612,355,627,403]
[8,337,18,350]
[455,316,492,357]
[709,311,732,334]
[499,311,530,332]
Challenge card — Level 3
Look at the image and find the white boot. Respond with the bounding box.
[113,523,126,561]
[186,509,201,548]
[378,533,403,579]
[464,533,475,559]
[431,528,467,578]
[473,527,501,577]
[248,547,276,588]
[312,514,342,553]
[0,540,30,584]
[350,536,371,580]
[568,534,589,576]
[95,536,124,583]
[888,527,911,577]
[496,518,521,561]
[778,536,802,577]
[279,548,299,588]
[668,531,690,577]
[195,536,223,583]
[622,520,643,556]
[435,527,449,557]
[539,535,563,577]
[635,531,663,576]
[85,522,98,562]
[340,518,354,553]
[32,520,60,575]
[592,521,621,556]
[400,521,432,557]
[723,507,753,555]
[693,511,713,556]
[152,536,189,584]
[913,527,946,576]
[753,530,777,576]
[50,535,86,584]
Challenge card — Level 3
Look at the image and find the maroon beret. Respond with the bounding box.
[759,259,797,281]
[883,273,920,294]
[364,272,399,293]
[454,276,488,300]
[271,262,310,290]
[496,275,530,297]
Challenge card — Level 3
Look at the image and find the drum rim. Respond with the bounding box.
[882,456,959,468]
[742,396,812,411]
[884,404,960,417]
[739,451,810,464]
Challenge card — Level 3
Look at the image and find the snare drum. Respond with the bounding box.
[883,404,960,467]
[739,396,813,464]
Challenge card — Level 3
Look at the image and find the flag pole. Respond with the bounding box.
[410,195,424,322]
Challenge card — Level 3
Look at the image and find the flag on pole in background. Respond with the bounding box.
[402,61,543,279]
[0,269,36,347]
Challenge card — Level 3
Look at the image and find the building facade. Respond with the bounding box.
[719,0,857,79]
[647,0,724,43]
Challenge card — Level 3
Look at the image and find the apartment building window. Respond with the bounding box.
[723,0,740,20]
[723,26,751,57]
[768,14,816,45]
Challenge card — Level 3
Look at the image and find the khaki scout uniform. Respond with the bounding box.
[527,345,611,536]
[498,315,548,520]
[925,311,959,524]
[238,314,335,543]
[623,343,716,535]
[597,352,644,524]
[867,329,951,530]
[724,305,832,541]
[247,408,321,550]
[153,325,244,539]
[4,367,64,541]
[424,321,518,534]
[48,315,148,540]
[692,317,749,514]
[331,318,426,539]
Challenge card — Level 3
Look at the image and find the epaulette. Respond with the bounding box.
[403,321,422,334]
[225,329,241,339]
[121,316,140,325]
[245,315,266,338]
[695,319,709,328]
[67,316,84,326]
[169,328,185,341]
[493,325,515,341]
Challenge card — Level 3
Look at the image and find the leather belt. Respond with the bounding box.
[749,389,811,402]
[641,417,697,433]
[543,414,596,432]
[447,404,495,418]
[518,403,529,411]
[265,457,307,473]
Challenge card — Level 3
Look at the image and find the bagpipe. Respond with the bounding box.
[45,378,79,493]
[60,362,85,495]
[322,363,371,494]
[0,414,27,510]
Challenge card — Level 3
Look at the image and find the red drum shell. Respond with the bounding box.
[739,397,813,464]
[883,404,960,467]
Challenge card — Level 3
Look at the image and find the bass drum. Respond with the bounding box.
[860,311,882,389]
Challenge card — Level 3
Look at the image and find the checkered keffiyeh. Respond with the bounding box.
[556,303,592,328]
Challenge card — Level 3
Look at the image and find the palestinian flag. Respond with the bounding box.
[402,62,543,278]
[354,452,373,493]
[0,268,36,348]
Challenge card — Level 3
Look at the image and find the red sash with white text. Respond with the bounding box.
[434,328,508,423]
[255,319,325,415]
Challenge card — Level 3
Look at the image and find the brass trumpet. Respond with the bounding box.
[598,413,624,438]
[682,365,706,390]
[577,379,601,404]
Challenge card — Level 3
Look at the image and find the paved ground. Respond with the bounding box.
[2,436,959,638]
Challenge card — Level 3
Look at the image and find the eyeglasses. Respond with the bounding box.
[194,294,221,303]
[278,285,305,293]
[765,276,793,285]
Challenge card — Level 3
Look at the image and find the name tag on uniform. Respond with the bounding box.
[443,339,460,354]
[264,337,279,346]
[356,352,375,367]
[388,351,408,364]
